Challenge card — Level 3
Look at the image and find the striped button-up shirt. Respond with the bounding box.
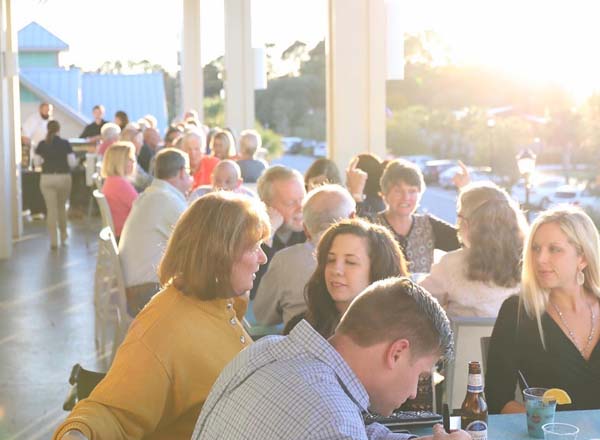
[192,320,416,440]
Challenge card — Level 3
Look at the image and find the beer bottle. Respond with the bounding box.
[460,361,488,440]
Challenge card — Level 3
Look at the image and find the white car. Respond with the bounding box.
[511,175,566,209]
[438,166,497,189]
[548,185,599,210]
[313,142,327,157]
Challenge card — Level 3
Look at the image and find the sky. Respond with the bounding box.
[14,0,600,101]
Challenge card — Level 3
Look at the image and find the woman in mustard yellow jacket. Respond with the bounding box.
[54,192,270,440]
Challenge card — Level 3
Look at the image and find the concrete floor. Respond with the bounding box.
[0,217,104,440]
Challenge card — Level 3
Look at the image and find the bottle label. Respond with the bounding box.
[466,420,488,440]
[467,373,484,393]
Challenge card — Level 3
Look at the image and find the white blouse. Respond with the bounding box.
[419,248,520,318]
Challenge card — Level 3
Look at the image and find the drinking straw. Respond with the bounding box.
[518,370,530,389]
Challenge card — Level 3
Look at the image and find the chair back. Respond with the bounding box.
[94,227,131,368]
[446,316,496,411]
[93,189,115,234]
[480,336,491,375]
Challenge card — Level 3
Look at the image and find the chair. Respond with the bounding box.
[93,189,115,235]
[445,316,496,411]
[62,364,106,411]
[480,336,491,375]
[94,226,131,368]
[242,299,283,340]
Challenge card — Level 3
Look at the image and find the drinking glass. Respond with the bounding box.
[542,422,579,439]
[523,388,557,438]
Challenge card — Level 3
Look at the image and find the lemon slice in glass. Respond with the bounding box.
[543,388,572,405]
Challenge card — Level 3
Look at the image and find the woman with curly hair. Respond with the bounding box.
[420,181,528,317]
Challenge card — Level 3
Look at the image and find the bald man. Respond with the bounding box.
[188,160,255,202]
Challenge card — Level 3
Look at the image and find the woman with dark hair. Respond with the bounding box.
[34,120,76,249]
[304,158,342,191]
[346,153,385,218]
[375,159,460,273]
[54,192,271,440]
[420,182,528,317]
[114,110,129,131]
[286,218,408,337]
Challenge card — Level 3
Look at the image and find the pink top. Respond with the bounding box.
[102,176,138,236]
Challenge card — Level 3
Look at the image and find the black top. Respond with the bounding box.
[485,295,600,414]
[79,119,107,138]
[250,230,306,300]
[356,194,385,219]
[137,143,154,173]
[35,136,73,174]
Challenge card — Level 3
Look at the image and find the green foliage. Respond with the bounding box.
[203,96,225,128]
[255,123,283,159]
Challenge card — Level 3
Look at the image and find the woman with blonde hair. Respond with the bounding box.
[486,206,600,414]
[100,141,138,239]
[420,182,528,317]
[54,192,270,440]
[195,129,236,187]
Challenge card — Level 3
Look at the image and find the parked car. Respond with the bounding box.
[511,174,566,209]
[313,141,327,157]
[281,137,303,153]
[438,165,504,189]
[401,155,435,171]
[423,159,459,185]
[548,184,598,210]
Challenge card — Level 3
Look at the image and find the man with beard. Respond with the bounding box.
[251,165,306,299]
[22,102,53,157]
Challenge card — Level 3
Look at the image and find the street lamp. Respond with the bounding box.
[516,147,537,221]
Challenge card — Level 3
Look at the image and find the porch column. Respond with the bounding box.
[224,0,254,137]
[182,0,204,121]
[326,0,387,172]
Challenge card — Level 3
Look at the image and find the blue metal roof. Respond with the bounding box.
[18,22,69,52]
[82,73,168,133]
[20,67,82,111]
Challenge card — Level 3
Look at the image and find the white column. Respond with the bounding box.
[224,0,254,137]
[327,0,387,172]
[182,0,204,121]
[0,0,16,258]
[7,0,21,239]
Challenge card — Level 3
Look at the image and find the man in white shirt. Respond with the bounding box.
[22,102,53,158]
[254,184,356,326]
[118,148,192,316]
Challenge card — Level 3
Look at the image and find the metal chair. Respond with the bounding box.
[94,227,131,368]
[445,316,496,411]
[62,364,106,411]
[93,189,115,235]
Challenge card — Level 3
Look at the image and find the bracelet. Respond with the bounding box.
[352,193,365,202]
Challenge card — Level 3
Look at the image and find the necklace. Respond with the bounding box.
[551,300,596,356]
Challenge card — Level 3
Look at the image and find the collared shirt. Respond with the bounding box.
[253,240,316,326]
[119,179,187,287]
[192,320,415,440]
[22,112,50,149]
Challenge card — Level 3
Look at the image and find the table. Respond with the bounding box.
[409,410,600,439]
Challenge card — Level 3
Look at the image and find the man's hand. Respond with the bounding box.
[61,430,88,440]
[266,206,284,246]
[452,160,471,189]
[346,157,368,201]
[418,424,471,440]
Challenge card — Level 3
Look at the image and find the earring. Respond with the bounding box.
[577,270,585,286]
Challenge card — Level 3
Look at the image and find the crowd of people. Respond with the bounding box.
[27,102,600,439]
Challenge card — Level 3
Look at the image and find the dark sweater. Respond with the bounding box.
[485,295,600,414]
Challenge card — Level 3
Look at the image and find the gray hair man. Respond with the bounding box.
[251,165,307,299]
[254,184,355,326]
[193,277,466,440]
[119,148,192,316]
